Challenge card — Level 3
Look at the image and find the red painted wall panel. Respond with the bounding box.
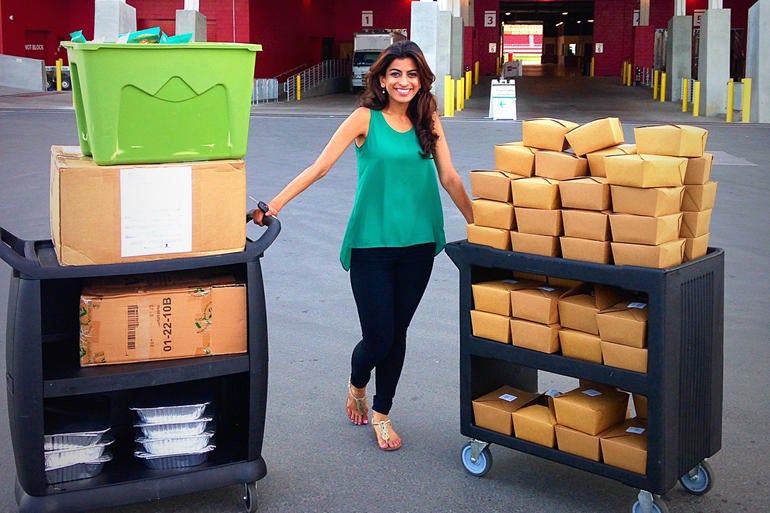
[593,0,635,76]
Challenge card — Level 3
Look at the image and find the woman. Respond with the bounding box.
[252,40,473,451]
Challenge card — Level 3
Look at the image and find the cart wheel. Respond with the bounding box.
[631,493,670,513]
[242,482,258,513]
[461,443,492,477]
[679,460,713,495]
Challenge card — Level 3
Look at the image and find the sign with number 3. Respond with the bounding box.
[484,11,496,27]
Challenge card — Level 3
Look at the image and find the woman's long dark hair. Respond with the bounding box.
[359,40,438,159]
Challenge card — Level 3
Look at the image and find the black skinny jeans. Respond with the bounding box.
[348,243,435,415]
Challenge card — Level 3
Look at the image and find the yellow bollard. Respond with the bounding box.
[296,75,301,101]
[682,78,689,112]
[653,70,659,100]
[590,57,595,77]
[456,77,464,111]
[741,77,752,122]
[465,70,472,100]
[660,73,667,102]
[443,75,454,117]
[621,61,626,85]
[726,79,735,123]
[55,58,63,91]
[693,81,700,117]
[474,61,479,86]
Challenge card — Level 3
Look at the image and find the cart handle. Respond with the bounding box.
[0,225,33,272]
[246,210,281,254]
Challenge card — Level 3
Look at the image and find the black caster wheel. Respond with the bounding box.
[242,482,257,513]
[461,442,492,477]
[632,491,670,513]
[679,460,713,495]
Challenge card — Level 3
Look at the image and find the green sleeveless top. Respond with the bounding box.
[339,108,446,270]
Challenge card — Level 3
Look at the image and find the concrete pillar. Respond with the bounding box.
[411,2,442,105]
[175,10,207,42]
[697,9,731,116]
[666,16,692,102]
[451,16,464,79]
[436,10,452,102]
[94,0,136,43]
[746,0,769,122]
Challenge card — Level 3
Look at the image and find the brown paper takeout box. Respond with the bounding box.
[586,144,637,178]
[552,386,629,436]
[610,185,684,217]
[494,142,538,177]
[601,340,648,373]
[565,117,625,156]
[684,233,710,262]
[471,310,512,343]
[558,328,603,363]
[634,124,708,157]
[680,209,713,238]
[611,239,686,269]
[681,181,718,212]
[560,237,613,264]
[604,154,687,188]
[511,177,561,210]
[472,385,540,436]
[467,224,511,251]
[514,208,563,236]
[472,199,515,230]
[600,419,649,474]
[596,301,648,348]
[472,278,544,316]
[558,284,622,335]
[470,170,524,202]
[559,177,611,211]
[684,152,714,184]
[609,213,683,246]
[510,285,566,324]
[534,150,588,180]
[510,231,561,257]
[555,424,602,461]
[512,394,559,447]
[522,118,579,151]
[561,209,611,241]
[510,319,561,354]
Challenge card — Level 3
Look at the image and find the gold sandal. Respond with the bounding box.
[347,382,369,425]
[373,418,401,451]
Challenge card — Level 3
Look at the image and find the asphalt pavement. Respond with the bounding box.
[0,70,768,513]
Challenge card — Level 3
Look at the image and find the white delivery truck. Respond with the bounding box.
[351,29,407,91]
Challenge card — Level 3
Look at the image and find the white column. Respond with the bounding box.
[666,14,692,101]
[94,0,136,43]
[698,8,731,116]
[746,0,769,122]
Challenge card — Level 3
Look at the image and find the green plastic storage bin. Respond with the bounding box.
[62,42,261,165]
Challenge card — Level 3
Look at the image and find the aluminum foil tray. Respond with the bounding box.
[130,401,210,424]
[134,445,215,470]
[135,430,215,455]
[45,452,113,484]
[44,437,114,469]
[44,427,110,451]
[134,416,213,439]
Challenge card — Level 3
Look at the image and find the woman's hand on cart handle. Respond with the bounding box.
[248,197,278,227]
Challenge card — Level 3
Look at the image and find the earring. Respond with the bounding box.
[381,88,387,95]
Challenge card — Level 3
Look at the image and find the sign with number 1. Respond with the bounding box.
[362,10,373,27]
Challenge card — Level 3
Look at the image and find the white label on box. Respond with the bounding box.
[626,426,646,435]
[538,286,556,292]
[582,389,603,397]
[499,393,517,402]
[628,302,647,309]
[120,166,193,257]
[545,388,562,397]
[502,279,519,284]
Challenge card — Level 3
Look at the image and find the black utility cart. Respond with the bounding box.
[445,240,724,513]
[0,216,279,513]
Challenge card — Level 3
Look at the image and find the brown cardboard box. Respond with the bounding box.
[470,170,524,202]
[559,177,611,211]
[680,209,712,238]
[560,237,613,264]
[514,208,563,236]
[634,124,708,157]
[605,154,687,188]
[467,224,511,250]
[552,386,629,435]
[632,394,648,419]
[600,419,649,474]
[684,233,710,262]
[586,144,637,178]
[558,329,603,363]
[547,276,583,289]
[510,231,561,257]
[684,153,714,184]
[511,177,561,209]
[534,151,588,180]
[558,284,622,335]
[601,341,648,373]
[610,185,684,217]
[512,395,558,447]
[472,385,540,435]
[472,279,544,316]
[522,118,579,151]
[510,319,561,353]
[510,285,566,324]
[682,182,718,212]
[561,210,611,241]
[471,310,512,343]
[611,239,685,268]
[79,274,247,366]
[609,213,683,245]
[596,301,648,348]
[565,117,625,156]
[555,424,602,461]
[50,146,246,266]
[472,199,516,230]
[494,142,538,176]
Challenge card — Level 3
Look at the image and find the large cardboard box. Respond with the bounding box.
[472,199,516,230]
[561,210,611,241]
[611,239,685,268]
[522,118,579,151]
[560,237,613,264]
[684,153,714,184]
[472,278,544,316]
[609,213,683,245]
[632,394,648,419]
[514,208,563,236]
[472,385,540,435]
[596,301,648,348]
[559,177,611,211]
[510,231,561,257]
[565,117,625,156]
[681,181,718,211]
[558,328,603,363]
[79,273,247,366]
[471,310,512,343]
[510,319,561,353]
[684,233,710,262]
[510,285,566,324]
[605,154,687,188]
[552,386,629,435]
[680,210,712,238]
[50,146,247,266]
[634,124,708,157]
[494,142,538,177]
[534,151,588,180]
[511,177,561,209]
[558,284,622,335]
[470,170,525,202]
[601,341,648,373]
[586,144,637,178]
[512,395,558,447]
[610,185,684,217]
[467,224,511,250]
[555,424,602,461]
[600,419,649,474]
